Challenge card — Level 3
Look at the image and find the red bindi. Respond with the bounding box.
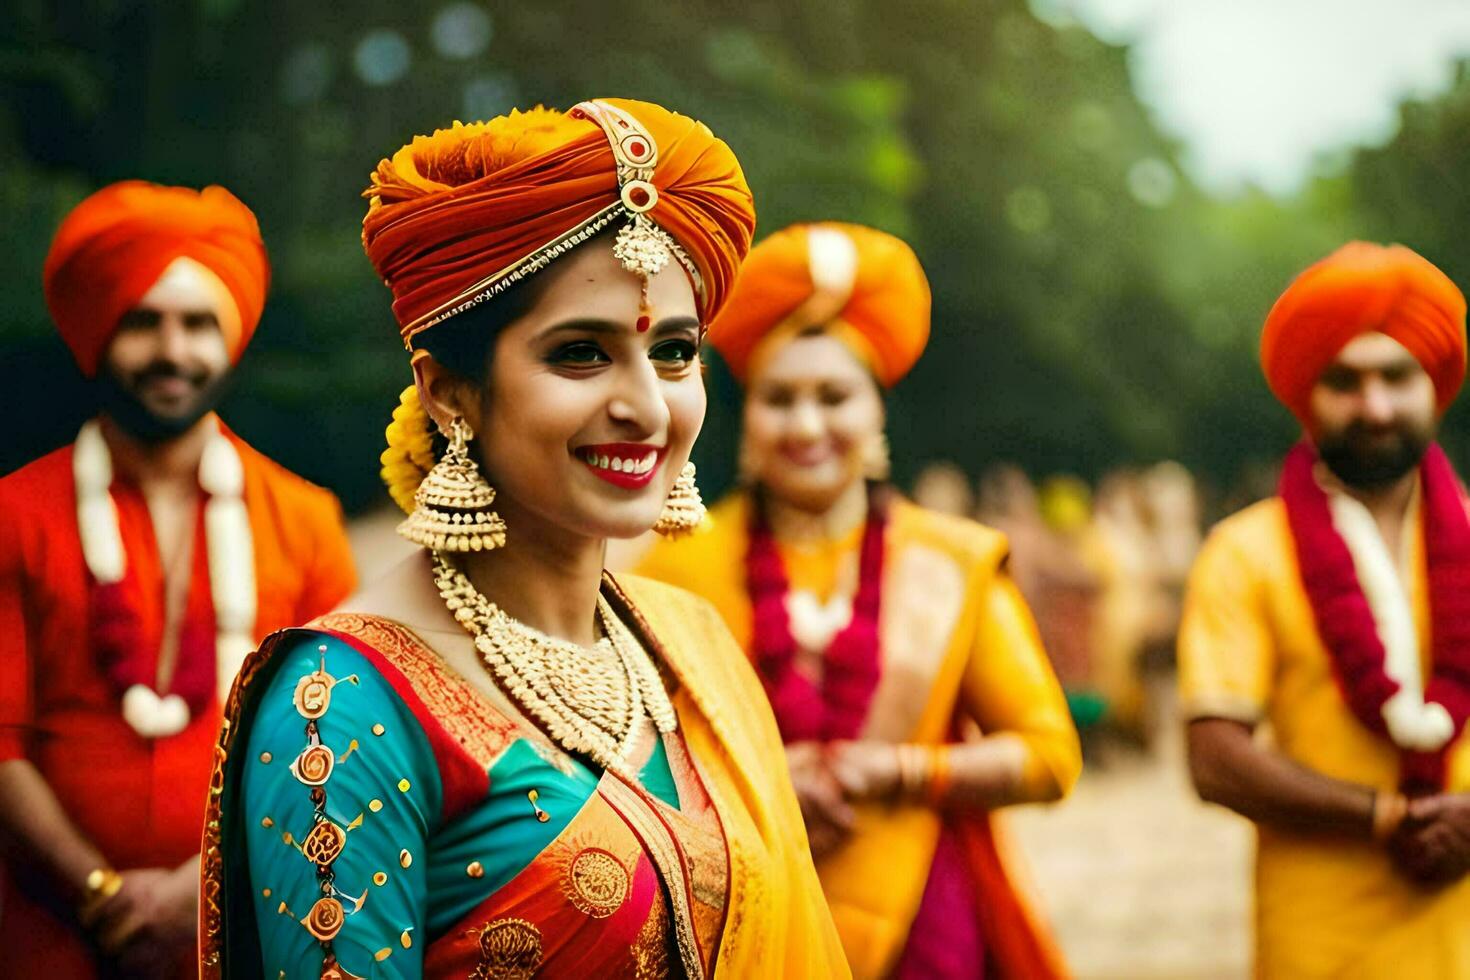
[636,315,651,333]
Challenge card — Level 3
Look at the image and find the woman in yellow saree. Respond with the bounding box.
[200,100,848,979]
[638,222,1082,979]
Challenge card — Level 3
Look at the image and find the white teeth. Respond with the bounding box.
[580,449,659,473]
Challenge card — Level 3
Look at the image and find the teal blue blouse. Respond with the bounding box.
[242,632,678,977]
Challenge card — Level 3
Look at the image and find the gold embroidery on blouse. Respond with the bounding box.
[313,613,520,769]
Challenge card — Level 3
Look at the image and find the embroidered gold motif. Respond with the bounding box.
[466,861,485,878]
[259,751,272,764]
[397,778,411,793]
[399,849,413,869]
[293,669,335,720]
[565,847,630,918]
[291,744,334,786]
[372,723,386,736]
[469,918,543,980]
[301,820,347,867]
[369,798,383,812]
[401,929,413,948]
[304,897,344,941]
[373,872,387,886]
[313,614,519,769]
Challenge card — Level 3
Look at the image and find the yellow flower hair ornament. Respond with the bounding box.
[380,385,436,514]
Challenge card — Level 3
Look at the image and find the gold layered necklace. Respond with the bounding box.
[433,552,677,772]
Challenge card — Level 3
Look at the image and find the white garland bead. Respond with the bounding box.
[121,684,191,739]
[73,419,257,739]
[1383,690,1455,752]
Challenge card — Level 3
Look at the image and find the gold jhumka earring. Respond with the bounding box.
[863,432,892,482]
[397,417,507,552]
[652,462,706,537]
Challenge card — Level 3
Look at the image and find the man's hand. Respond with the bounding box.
[88,857,199,976]
[1391,794,1470,888]
[787,742,855,860]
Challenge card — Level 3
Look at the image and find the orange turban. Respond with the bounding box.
[362,98,755,346]
[43,181,269,378]
[1261,241,1467,424]
[707,222,930,387]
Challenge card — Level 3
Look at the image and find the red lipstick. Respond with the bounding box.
[575,443,665,489]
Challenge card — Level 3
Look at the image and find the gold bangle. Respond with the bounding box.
[896,745,936,801]
[927,748,952,807]
[1372,791,1408,843]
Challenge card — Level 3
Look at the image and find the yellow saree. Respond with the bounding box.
[639,492,1080,978]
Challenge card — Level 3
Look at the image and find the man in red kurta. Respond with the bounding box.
[0,181,357,977]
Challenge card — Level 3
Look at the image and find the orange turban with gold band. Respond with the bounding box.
[361,98,755,345]
[1261,241,1467,425]
[707,222,931,388]
[43,180,269,378]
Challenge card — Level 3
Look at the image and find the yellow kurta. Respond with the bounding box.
[1179,497,1470,980]
[638,491,1081,979]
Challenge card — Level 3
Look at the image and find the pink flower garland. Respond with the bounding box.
[746,489,888,742]
[90,541,218,719]
[1280,441,1470,791]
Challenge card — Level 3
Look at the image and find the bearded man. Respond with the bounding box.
[1180,242,1470,978]
[0,181,356,977]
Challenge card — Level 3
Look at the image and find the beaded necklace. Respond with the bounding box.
[433,553,676,773]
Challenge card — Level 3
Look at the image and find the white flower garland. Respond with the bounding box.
[785,590,854,653]
[1327,492,1454,751]
[74,418,256,739]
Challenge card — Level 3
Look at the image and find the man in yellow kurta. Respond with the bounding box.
[639,222,1080,979]
[1180,242,1470,979]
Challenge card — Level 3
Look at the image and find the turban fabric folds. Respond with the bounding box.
[707,222,931,388]
[361,98,755,345]
[43,181,269,378]
[1261,241,1467,424]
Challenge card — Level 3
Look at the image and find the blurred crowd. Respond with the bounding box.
[911,460,1212,751]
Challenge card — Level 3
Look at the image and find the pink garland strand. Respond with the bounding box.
[746,489,887,742]
[89,529,218,718]
[1280,441,1470,791]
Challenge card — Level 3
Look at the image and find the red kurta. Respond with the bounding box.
[0,424,357,977]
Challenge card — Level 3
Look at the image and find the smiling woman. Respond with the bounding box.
[637,222,1082,980]
[199,99,850,980]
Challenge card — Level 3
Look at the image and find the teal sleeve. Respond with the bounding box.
[242,633,443,978]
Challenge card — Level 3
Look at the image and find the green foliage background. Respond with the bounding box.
[4,0,1467,512]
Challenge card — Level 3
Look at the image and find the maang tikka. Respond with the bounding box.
[398,417,508,552]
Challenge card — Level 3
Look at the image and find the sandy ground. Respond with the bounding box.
[349,511,1256,978]
[1007,699,1254,980]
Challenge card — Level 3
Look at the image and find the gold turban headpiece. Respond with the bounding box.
[362,98,755,346]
